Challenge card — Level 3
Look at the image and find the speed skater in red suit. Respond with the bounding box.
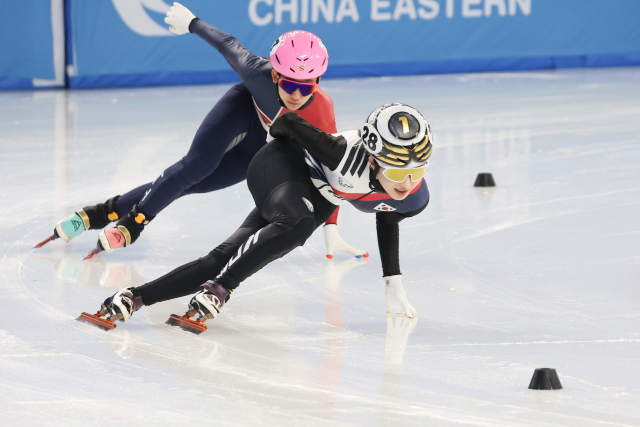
[35,2,365,260]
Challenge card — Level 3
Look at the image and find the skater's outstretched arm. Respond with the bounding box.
[165,3,265,81]
[190,20,265,81]
[376,204,427,319]
[375,205,427,277]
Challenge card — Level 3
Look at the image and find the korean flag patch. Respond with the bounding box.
[373,203,397,212]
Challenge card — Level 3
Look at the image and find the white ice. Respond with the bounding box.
[1,68,639,426]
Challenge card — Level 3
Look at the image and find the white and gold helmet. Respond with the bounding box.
[361,103,432,169]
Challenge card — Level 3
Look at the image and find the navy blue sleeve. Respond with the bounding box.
[189,19,266,81]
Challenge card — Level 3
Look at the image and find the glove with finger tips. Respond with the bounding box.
[164,2,197,35]
[323,224,368,259]
[384,275,418,318]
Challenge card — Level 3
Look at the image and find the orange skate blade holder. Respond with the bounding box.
[166,310,207,334]
[76,310,117,331]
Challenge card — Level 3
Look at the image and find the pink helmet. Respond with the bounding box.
[269,31,328,79]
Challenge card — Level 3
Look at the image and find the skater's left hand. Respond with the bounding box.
[385,275,417,318]
[323,224,368,259]
[165,2,196,35]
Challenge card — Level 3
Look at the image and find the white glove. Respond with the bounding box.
[385,275,417,318]
[323,224,368,259]
[164,2,196,35]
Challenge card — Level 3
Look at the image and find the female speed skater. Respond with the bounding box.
[78,103,432,333]
[35,2,365,259]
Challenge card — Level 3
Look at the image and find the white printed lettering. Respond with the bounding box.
[312,0,334,23]
[509,0,531,15]
[248,0,274,26]
[484,0,506,16]
[249,0,530,26]
[275,0,298,24]
[393,0,417,20]
[300,0,310,23]
[336,0,360,22]
[446,0,454,18]
[371,0,392,21]
[417,0,439,19]
[462,0,482,17]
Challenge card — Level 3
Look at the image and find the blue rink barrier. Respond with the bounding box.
[67,52,640,89]
[2,0,640,89]
[0,0,65,90]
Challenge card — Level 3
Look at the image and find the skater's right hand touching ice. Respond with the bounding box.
[165,2,197,35]
[385,275,417,319]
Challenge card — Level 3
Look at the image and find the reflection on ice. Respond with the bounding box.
[2,68,640,425]
[35,254,144,289]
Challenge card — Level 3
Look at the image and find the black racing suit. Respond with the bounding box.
[137,114,428,305]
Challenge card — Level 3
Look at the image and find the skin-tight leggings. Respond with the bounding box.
[137,139,337,305]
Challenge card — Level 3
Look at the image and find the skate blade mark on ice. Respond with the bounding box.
[166,310,208,334]
[76,310,117,331]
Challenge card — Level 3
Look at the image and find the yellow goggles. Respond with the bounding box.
[382,165,428,183]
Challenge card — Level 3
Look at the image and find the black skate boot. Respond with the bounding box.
[84,204,155,259]
[35,196,120,248]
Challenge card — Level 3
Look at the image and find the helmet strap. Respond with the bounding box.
[368,161,387,194]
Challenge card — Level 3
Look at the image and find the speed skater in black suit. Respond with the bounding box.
[78,103,432,333]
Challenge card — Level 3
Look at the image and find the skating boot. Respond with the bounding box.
[84,204,154,259]
[77,287,144,331]
[166,281,230,334]
[35,196,121,248]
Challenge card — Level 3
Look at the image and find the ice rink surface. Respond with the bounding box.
[1,68,640,426]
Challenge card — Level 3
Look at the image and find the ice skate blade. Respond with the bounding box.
[34,234,57,248]
[83,245,102,260]
[166,314,207,334]
[76,312,117,331]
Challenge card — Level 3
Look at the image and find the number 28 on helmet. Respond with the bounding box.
[361,104,433,183]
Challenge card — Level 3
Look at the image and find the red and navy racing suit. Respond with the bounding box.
[109,19,337,222]
[136,113,429,305]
